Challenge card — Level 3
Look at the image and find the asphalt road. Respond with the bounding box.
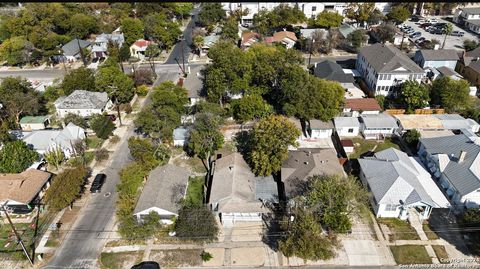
[0,69,66,81]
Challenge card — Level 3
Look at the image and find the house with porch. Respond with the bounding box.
[133,164,190,224]
[342,98,381,117]
[92,30,125,59]
[359,148,450,220]
[359,113,399,139]
[418,134,480,208]
[61,39,92,62]
[130,39,153,60]
[54,90,112,118]
[265,31,297,49]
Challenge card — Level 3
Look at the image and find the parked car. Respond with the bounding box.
[420,23,432,28]
[90,173,106,193]
[406,29,415,34]
[433,28,445,35]
[428,19,439,24]
[451,31,465,37]
[415,37,426,43]
[417,19,427,24]
[410,16,420,22]
[131,262,160,269]
[402,27,412,32]
[106,114,117,121]
[410,32,421,38]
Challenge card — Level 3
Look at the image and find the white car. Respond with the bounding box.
[428,19,439,24]
[417,19,427,24]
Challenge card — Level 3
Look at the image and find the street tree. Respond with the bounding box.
[69,13,98,39]
[63,113,88,129]
[309,11,343,28]
[404,129,421,148]
[252,4,306,34]
[431,77,471,113]
[250,115,300,176]
[44,146,65,170]
[187,112,224,171]
[387,5,411,24]
[95,64,135,103]
[198,3,226,27]
[89,113,115,139]
[193,35,204,55]
[345,3,375,28]
[143,13,181,51]
[221,18,239,41]
[0,36,34,66]
[347,29,368,49]
[0,140,39,173]
[44,165,88,211]
[400,80,430,112]
[375,23,396,44]
[367,8,386,25]
[128,137,170,169]
[231,94,273,123]
[464,39,478,51]
[0,77,42,126]
[442,23,453,49]
[61,67,96,96]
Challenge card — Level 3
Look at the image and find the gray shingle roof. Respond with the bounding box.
[62,39,92,56]
[309,119,334,129]
[133,164,190,215]
[55,90,109,110]
[463,7,480,15]
[334,117,360,128]
[359,43,424,73]
[360,113,398,129]
[314,60,355,83]
[420,134,480,196]
[417,49,460,61]
[436,66,461,78]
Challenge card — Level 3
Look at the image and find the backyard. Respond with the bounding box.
[349,137,401,160]
[390,245,432,264]
[377,218,420,241]
[184,176,204,206]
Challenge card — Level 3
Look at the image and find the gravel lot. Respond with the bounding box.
[402,17,480,50]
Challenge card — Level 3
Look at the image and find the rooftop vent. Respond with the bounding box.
[304,161,309,165]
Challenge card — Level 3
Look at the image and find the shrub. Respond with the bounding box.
[63,113,88,129]
[44,166,89,211]
[136,85,149,96]
[110,135,120,144]
[404,129,421,148]
[175,204,218,242]
[201,251,213,261]
[95,148,109,162]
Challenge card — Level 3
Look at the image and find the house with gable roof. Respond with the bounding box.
[54,90,112,118]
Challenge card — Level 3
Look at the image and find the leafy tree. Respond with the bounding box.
[116,162,149,221]
[221,18,239,41]
[174,3,194,20]
[69,13,98,39]
[143,13,181,50]
[0,77,42,126]
[0,122,14,144]
[61,67,96,96]
[0,36,34,65]
[134,69,154,87]
[464,39,478,51]
[187,112,224,170]
[44,166,88,211]
[43,85,64,102]
[95,64,135,103]
[63,113,88,129]
[400,80,430,111]
[231,94,273,123]
[119,43,131,63]
[44,146,65,170]
[198,3,226,27]
[192,101,225,117]
[252,4,306,35]
[442,23,453,49]
[367,8,386,25]
[375,23,396,44]
[431,77,471,113]
[250,115,300,176]
[121,18,144,46]
[0,140,39,173]
[193,35,205,55]
[387,5,411,24]
[310,11,343,28]
[279,208,338,261]
[145,44,160,76]
[128,137,170,169]
[404,129,421,148]
[375,95,385,111]
[345,3,375,27]
[175,204,219,242]
[347,29,368,48]
[89,114,115,139]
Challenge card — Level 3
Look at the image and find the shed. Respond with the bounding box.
[20,116,50,131]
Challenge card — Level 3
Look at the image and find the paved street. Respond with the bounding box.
[0,69,66,81]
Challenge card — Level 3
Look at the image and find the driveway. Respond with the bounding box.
[343,240,381,266]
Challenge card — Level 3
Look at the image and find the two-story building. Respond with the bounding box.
[356,43,424,96]
[413,49,460,69]
[453,7,480,26]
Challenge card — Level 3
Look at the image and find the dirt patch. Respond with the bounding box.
[149,249,203,268]
[100,251,143,269]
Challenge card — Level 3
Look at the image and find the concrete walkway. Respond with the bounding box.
[369,214,396,265]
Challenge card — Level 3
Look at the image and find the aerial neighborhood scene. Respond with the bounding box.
[2,1,480,269]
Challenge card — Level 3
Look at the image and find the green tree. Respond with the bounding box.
[442,23,453,49]
[375,95,385,111]
[198,3,226,27]
[367,8,386,25]
[0,36,34,65]
[0,140,39,173]
[404,129,421,148]
[128,137,170,169]
[0,77,42,126]
[250,115,300,176]
[44,166,88,211]
[310,11,343,28]
[347,29,368,48]
[375,23,396,44]
[61,67,96,96]
[387,5,411,24]
[345,3,375,27]
[69,13,98,39]
[175,204,219,242]
[145,44,160,76]
[116,162,149,220]
[464,39,478,51]
[44,146,65,170]
[89,113,115,139]
[252,4,306,34]
[400,80,430,111]
[95,64,135,103]
[221,18,239,41]
[187,112,224,170]
[143,13,181,50]
[431,77,471,113]
[231,94,273,123]
[121,18,144,46]
[63,113,88,129]
[43,85,64,102]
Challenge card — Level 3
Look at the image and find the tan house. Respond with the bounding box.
[456,47,480,86]
[265,31,297,49]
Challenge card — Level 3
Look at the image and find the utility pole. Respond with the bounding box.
[175,57,186,76]
[181,39,186,75]
[1,203,34,265]
[109,87,123,127]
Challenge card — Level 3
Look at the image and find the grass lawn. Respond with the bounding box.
[0,222,34,252]
[423,223,439,240]
[185,176,204,206]
[432,245,449,263]
[349,137,400,160]
[86,136,104,149]
[100,251,143,269]
[377,218,420,241]
[390,245,432,264]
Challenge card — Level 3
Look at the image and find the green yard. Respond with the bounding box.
[390,245,432,264]
[423,223,439,240]
[184,176,204,206]
[0,222,35,252]
[377,218,420,241]
[432,245,449,263]
[86,136,104,149]
[349,137,400,160]
[100,251,143,269]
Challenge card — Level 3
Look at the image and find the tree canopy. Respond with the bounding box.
[95,62,135,103]
[62,67,96,96]
[175,204,219,242]
[431,77,471,113]
[400,80,430,111]
[347,29,368,48]
[0,77,42,126]
[143,13,181,50]
[128,137,170,170]
[0,36,34,66]
[252,4,306,35]
[121,18,144,46]
[387,5,411,24]
[198,3,226,28]
[345,3,375,27]
[0,140,39,173]
[231,94,273,123]
[63,113,88,129]
[44,165,88,211]
[89,113,115,139]
[309,11,344,28]
[375,23,396,44]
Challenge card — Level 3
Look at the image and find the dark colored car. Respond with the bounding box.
[433,28,445,35]
[131,261,160,269]
[419,23,432,28]
[410,16,420,22]
[90,173,106,193]
[409,32,421,38]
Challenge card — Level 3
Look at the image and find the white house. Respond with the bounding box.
[129,39,153,60]
[20,116,50,131]
[419,134,480,208]
[453,7,480,26]
[359,148,450,220]
[173,127,189,147]
[54,90,112,118]
[334,117,360,137]
[360,113,399,140]
[356,43,424,96]
[133,164,190,224]
[413,49,460,69]
[309,119,334,139]
[201,35,221,56]
[209,153,278,226]
[92,31,125,59]
[342,98,381,117]
[21,122,86,158]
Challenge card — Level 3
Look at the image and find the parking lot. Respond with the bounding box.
[402,17,480,50]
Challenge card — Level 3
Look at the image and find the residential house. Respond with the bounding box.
[465,20,480,34]
[419,134,480,208]
[342,98,381,117]
[432,66,463,81]
[183,65,205,106]
[21,122,86,158]
[338,23,356,39]
[334,117,360,137]
[413,49,460,69]
[288,118,335,149]
[281,148,345,200]
[201,35,221,56]
[309,119,334,139]
[54,90,112,118]
[394,114,480,134]
[20,116,50,131]
[359,148,450,220]
[92,31,125,59]
[457,48,480,86]
[313,60,364,99]
[29,79,53,93]
[130,39,153,60]
[454,7,480,30]
[173,127,189,147]
[61,39,92,62]
[209,153,278,226]
[240,31,260,49]
[0,169,52,214]
[356,43,424,96]
[133,164,190,224]
[299,28,325,39]
[265,31,297,49]
[359,113,399,139]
